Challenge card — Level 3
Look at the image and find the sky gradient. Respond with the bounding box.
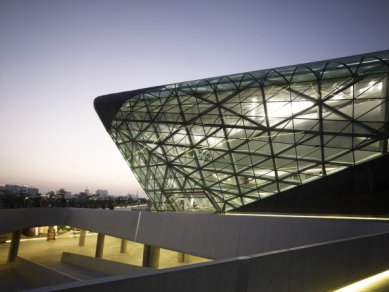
[1,0,389,196]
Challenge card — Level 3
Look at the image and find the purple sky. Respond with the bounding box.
[1,0,389,196]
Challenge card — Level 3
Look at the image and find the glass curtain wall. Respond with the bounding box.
[107,51,389,212]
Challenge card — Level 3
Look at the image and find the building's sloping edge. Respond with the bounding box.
[94,87,158,131]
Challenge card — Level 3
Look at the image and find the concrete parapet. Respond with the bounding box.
[61,252,152,276]
[25,231,389,292]
[2,208,389,260]
[13,257,78,288]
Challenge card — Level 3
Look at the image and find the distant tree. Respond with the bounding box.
[57,188,67,198]
[0,191,21,208]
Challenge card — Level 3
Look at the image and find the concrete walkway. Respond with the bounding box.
[0,230,209,290]
[1,231,209,268]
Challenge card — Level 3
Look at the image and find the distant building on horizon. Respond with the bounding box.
[96,189,109,199]
[4,184,39,197]
[55,189,72,199]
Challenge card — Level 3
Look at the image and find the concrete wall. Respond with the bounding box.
[1,208,389,259]
[26,231,389,292]
[134,212,389,259]
[61,252,153,275]
[0,208,65,234]
[13,257,78,288]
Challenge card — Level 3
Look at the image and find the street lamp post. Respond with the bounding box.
[24,197,28,208]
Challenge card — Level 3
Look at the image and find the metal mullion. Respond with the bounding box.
[201,123,264,131]
[244,178,280,194]
[171,165,223,212]
[143,99,176,211]
[231,131,318,172]
[161,165,182,211]
[214,91,243,200]
[267,102,318,130]
[382,74,389,153]
[289,86,378,136]
[239,161,325,197]
[321,75,363,103]
[147,152,184,211]
[125,119,186,125]
[286,82,302,178]
[218,128,300,151]
[116,131,132,144]
[164,133,227,176]
[174,149,229,178]
[208,187,239,197]
[207,126,318,178]
[320,120,354,149]
[296,129,376,138]
[232,150,273,161]
[152,81,256,151]
[174,94,221,212]
[259,84,280,192]
[321,99,354,120]
[352,136,383,152]
[323,148,358,165]
[219,166,275,183]
[167,127,224,167]
[191,88,268,131]
[131,96,174,142]
[316,77,327,176]
[189,125,275,177]
[236,155,297,183]
[120,124,136,162]
[320,136,381,165]
[150,102,218,149]
[206,172,242,190]
[170,162,236,177]
[218,103,267,130]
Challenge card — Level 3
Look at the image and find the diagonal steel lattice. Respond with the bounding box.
[95,51,389,213]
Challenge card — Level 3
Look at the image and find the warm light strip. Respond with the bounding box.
[333,270,389,291]
[226,212,389,221]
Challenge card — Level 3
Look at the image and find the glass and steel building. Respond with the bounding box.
[95,50,389,213]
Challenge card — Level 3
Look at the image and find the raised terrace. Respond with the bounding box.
[1,208,389,291]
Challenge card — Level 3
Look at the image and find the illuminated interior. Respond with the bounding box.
[101,51,389,212]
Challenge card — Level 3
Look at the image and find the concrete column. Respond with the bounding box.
[79,230,86,246]
[95,233,105,258]
[177,252,185,263]
[120,239,127,253]
[47,226,56,241]
[142,244,160,268]
[177,252,191,263]
[8,230,22,262]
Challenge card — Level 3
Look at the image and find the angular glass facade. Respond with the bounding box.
[95,51,389,212]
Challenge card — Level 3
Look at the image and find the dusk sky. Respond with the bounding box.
[1,0,389,196]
